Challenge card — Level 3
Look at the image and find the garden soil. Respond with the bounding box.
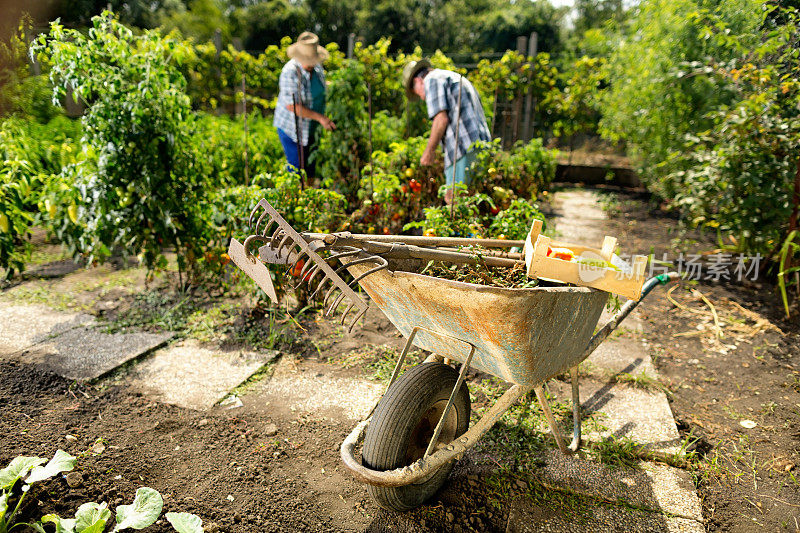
[584,186,800,532]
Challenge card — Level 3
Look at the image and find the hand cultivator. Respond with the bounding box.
[230,199,680,511]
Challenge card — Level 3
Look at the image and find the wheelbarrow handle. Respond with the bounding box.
[578,272,680,367]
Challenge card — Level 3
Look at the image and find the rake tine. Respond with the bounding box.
[252,208,270,235]
[270,227,285,249]
[333,256,381,276]
[340,303,354,325]
[277,233,294,259]
[326,291,347,318]
[242,234,269,258]
[299,254,316,278]
[348,307,369,333]
[323,284,339,310]
[309,273,329,300]
[348,262,388,287]
[248,201,266,227]
[326,248,361,261]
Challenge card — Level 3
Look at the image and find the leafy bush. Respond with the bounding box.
[193,112,284,186]
[405,186,545,240]
[0,116,82,278]
[32,12,210,283]
[470,138,558,200]
[669,6,800,262]
[313,59,369,200]
[488,198,546,240]
[600,0,763,194]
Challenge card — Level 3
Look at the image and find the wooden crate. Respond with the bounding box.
[523,219,648,300]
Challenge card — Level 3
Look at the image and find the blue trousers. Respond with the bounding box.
[277,128,316,179]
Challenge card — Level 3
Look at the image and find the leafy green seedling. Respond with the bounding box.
[35,486,203,533]
[166,512,204,533]
[0,450,76,533]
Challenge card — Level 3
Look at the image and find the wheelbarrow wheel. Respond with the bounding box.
[362,362,470,511]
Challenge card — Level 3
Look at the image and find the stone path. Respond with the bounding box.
[0,303,271,407]
[502,189,703,532]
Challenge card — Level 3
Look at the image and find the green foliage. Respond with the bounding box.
[471,51,559,128]
[0,450,75,533]
[668,6,800,261]
[0,116,82,278]
[405,187,545,240]
[354,136,440,233]
[550,56,607,139]
[404,185,494,237]
[193,112,284,185]
[488,199,546,240]
[32,12,209,282]
[600,0,763,193]
[158,0,230,43]
[313,59,369,200]
[470,138,558,200]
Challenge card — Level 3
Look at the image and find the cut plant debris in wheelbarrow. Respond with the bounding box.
[228,198,680,512]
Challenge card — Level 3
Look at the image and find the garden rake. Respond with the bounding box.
[228,199,384,332]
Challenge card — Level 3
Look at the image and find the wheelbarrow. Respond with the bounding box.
[227,198,680,512]
[338,264,680,511]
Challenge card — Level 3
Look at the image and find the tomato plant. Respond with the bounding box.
[32,12,211,284]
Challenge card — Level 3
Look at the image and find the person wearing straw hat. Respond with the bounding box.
[403,59,490,203]
[274,32,336,179]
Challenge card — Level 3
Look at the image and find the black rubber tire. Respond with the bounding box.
[362,362,470,511]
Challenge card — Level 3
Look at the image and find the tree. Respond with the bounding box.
[158,0,231,43]
[230,0,308,50]
[469,0,565,55]
[600,0,763,196]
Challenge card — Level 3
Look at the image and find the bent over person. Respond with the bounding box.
[403,59,491,203]
[274,32,336,179]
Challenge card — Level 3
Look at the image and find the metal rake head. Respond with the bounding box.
[241,199,385,332]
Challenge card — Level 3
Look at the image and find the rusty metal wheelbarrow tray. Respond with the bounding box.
[340,265,680,487]
[350,263,608,387]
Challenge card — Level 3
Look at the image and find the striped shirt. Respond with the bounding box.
[424,69,491,167]
[273,59,326,145]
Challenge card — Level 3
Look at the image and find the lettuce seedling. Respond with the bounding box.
[0,450,76,533]
[1,451,203,533]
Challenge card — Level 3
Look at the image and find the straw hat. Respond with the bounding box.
[287,32,329,65]
[402,58,432,99]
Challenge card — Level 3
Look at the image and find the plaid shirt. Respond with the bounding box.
[273,59,326,145]
[424,69,490,167]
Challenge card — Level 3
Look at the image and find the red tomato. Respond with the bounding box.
[291,259,305,277]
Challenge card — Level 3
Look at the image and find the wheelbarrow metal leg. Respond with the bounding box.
[534,385,568,455]
[424,343,475,457]
[569,365,581,453]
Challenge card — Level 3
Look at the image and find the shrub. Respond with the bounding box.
[32,12,210,284]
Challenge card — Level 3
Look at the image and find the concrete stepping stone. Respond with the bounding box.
[21,326,172,381]
[505,495,703,533]
[583,336,657,380]
[0,303,94,357]
[548,377,682,455]
[536,449,702,521]
[255,356,383,420]
[128,340,278,410]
